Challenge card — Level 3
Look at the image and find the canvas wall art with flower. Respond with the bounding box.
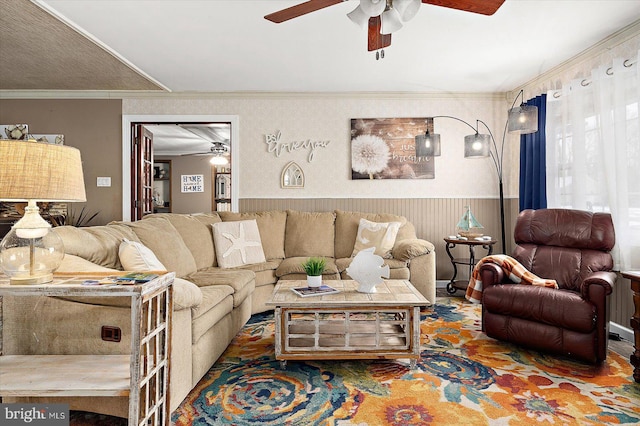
[350,117,435,180]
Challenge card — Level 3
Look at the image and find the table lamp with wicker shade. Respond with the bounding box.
[0,139,86,284]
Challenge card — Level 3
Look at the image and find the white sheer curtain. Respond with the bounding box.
[546,50,640,270]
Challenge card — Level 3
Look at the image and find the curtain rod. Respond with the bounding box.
[552,57,637,98]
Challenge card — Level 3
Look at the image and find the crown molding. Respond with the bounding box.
[510,18,640,97]
[0,90,505,101]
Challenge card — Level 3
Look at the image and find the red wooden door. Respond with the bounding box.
[131,124,154,221]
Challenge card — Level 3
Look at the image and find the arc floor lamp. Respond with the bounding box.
[415,90,539,253]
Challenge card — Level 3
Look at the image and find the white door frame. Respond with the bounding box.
[122,115,239,221]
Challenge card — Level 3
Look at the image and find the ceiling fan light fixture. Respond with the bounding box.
[359,0,386,17]
[381,6,403,34]
[209,155,229,166]
[347,5,369,28]
[394,0,421,21]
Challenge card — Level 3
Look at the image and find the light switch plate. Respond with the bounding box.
[97,177,111,187]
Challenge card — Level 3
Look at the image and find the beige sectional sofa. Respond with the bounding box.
[3,209,435,418]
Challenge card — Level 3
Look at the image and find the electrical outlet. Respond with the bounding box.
[101,325,121,342]
[97,177,111,187]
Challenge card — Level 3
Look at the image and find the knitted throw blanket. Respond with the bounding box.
[465,254,558,304]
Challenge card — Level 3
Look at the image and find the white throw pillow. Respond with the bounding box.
[351,218,402,259]
[119,239,167,271]
[212,220,266,268]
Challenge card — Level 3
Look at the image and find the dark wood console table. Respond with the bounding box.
[444,237,496,294]
[621,271,640,383]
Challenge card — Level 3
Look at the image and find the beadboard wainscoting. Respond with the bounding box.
[239,197,516,282]
[239,197,633,332]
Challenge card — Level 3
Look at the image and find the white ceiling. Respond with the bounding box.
[34,0,640,93]
[4,1,638,153]
[145,123,231,156]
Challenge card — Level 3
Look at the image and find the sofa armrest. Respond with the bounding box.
[580,271,616,300]
[392,238,434,261]
[406,250,436,305]
[477,262,506,288]
[57,254,120,273]
[173,278,203,311]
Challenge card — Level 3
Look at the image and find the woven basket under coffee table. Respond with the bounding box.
[265,279,430,369]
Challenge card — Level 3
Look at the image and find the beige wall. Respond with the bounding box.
[123,93,519,200]
[156,155,214,214]
[0,99,122,225]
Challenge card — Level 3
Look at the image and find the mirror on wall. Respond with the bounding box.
[281,161,304,188]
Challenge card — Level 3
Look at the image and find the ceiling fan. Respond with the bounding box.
[182,141,230,165]
[265,0,505,59]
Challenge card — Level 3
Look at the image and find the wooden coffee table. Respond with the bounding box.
[265,279,429,368]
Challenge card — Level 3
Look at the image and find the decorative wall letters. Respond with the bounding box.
[264,131,330,162]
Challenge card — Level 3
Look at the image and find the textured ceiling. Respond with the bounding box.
[0,1,639,93]
[0,0,164,91]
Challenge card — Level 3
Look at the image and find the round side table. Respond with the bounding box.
[444,237,497,294]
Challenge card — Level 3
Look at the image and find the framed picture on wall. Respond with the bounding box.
[350,117,435,180]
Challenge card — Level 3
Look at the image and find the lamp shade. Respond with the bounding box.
[0,140,86,284]
[464,133,491,158]
[0,140,86,202]
[508,104,538,134]
[415,132,441,157]
[381,6,403,34]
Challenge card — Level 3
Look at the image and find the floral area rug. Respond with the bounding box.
[172,298,640,425]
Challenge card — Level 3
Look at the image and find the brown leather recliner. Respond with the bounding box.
[479,208,616,364]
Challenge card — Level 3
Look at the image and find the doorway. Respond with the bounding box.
[122,115,239,222]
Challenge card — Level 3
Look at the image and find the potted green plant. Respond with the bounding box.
[302,257,326,288]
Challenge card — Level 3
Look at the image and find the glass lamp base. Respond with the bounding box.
[9,273,53,285]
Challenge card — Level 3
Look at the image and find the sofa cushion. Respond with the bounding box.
[119,239,167,271]
[53,224,139,269]
[284,210,336,258]
[219,211,286,260]
[253,269,278,288]
[334,210,410,259]
[233,260,281,274]
[186,268,255,308]
[335,257,407,273]
[145,213,216,270]
[57,254,120,274]
[191,213,222,266]
[276,257,339,278]
[119,217,197,278]
[191,285,234,343]
[351,218,401,258]
[212,220,266,268]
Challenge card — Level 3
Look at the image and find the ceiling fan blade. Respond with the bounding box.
[265,0,344,23]
[422,0,505,16]
[368,16,391,52]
